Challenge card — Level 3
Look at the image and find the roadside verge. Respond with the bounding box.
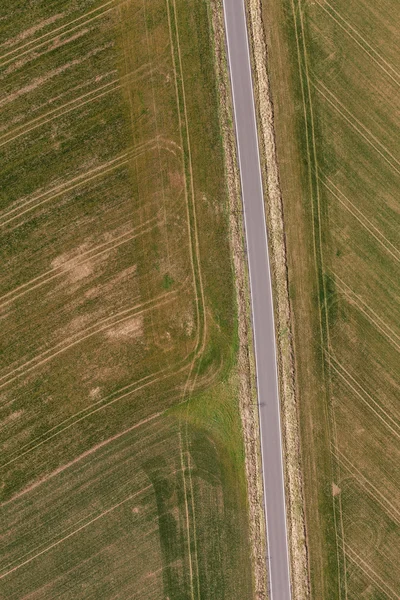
[245,0,310,597]
[210,2,269,598]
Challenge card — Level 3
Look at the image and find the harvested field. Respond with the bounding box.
[0,1,254,598]
[262,0,400,597]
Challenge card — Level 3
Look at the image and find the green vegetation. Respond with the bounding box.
[0,0,253,597]
[263,0,400,597]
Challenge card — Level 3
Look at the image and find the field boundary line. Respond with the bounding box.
[343,542,400,600]
[315,1,400,88]
[320,175,400,262]
[167,0,207,366]
[294,0,346,594]
[0,218,160,309]
[166,1,207,596]
[178,431,196,600]
[0,484,153,580]
[313,81,400,177]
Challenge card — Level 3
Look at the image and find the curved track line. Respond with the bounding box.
[165,2,207,595]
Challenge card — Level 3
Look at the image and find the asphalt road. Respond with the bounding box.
[221,1,292,598]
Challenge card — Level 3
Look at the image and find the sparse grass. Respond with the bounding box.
[263,0,400,597]
[0,0,253,597]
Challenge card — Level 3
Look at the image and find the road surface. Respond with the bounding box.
[221,1,292,598]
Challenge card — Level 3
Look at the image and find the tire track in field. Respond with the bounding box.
[0,153,129,227]
[0,1,120,68]
[2,6,207,592]
[0,217,159,310]
[318,176,400,262]
[314,80,400,171]
[315,1,400,89]
[0,1,117,57]
[334,278,400,354]
[178,430,196,600]
[140,0,171,272]
[343,542,400,599]
[0,290,177,392]
[335,448,400,526]
[0,139,159,228]
[1,444,177,572]
[0,484,153,580]
[320,176,400,264]
[0,374,164,472]
[166,1,207,596]
[0,327,200,489]
[333,274,400,348]
[2,0,208,514]
[0,80,120,147]
[292,0,346,593]
[0,61,156,147]
[313,81,400,177]
[329,354,400,440]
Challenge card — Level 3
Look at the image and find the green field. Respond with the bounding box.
[0,1,255,598]
[263,0,400,597]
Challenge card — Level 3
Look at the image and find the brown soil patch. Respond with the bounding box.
[1,13,64,48]
[105,316,143,340]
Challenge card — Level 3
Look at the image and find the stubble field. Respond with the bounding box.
[0,0,254,598]
[263,0,400,597]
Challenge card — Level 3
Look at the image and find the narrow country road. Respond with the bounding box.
[221,1,292,598]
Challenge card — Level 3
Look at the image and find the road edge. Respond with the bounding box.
[210,2,269,598]
[245,0,310,597]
